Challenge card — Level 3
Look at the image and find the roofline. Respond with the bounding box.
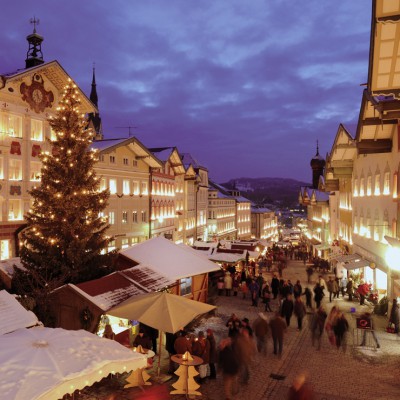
[367,0,377,91]
[1,60,97,114]
[94,136,163,168]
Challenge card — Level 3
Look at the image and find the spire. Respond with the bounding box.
[87,65,103,140]
[25,17,44,69]
[310,140,325,189]
[90,64,98,107]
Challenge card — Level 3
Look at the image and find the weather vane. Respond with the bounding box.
[30,16,40,33]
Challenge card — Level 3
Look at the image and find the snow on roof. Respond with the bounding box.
[90,138,128,151]
[120,237,221,280]
[251,207,272,213]
[314,190,329,202]
[193,241,218,249]
[235,196,251,203]
[122,265,175,292]
[0,290,39,335]
[74,272,147,311]
[0,257,25,278]
[208,251,246,264]
[180,152,200,168]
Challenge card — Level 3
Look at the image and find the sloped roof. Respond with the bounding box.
[0,290,39,335]
[122,265,175,292]
[119,236,221,280]
[74,272,147,311]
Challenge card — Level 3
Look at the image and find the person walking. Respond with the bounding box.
[233,328,255,385]
[288,373,315,400]
[218,337,239,400]
[206,329,217,379]
[310,306,327,350]
[313,283,324,309]
[249,279,260,307]
[252,312,269,356]
[293,296,307,331]
[262,283,273,312]
[293,280,302,299]
[303,287,312,309]
[389,299,400,334]
[346,278,354,302]
[333,312,349,351]
[192,331,210,383]
[327,276,334,302]
[281,294,294,327]
[270,311,287,356]
[271,274,280,299]
[224,272,233,297]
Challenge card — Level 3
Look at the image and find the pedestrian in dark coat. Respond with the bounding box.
[310,306,327,350]
[248,279,260,307]
[262,283,273,312]
[346,278,353,301]
[333,312,349,351]
[293,296,307,331]
[252,313,269,355]
[389,299,400,333]
[303,287,312,308]
[270,312,287,356]
[218,337,239,399]
[271,275,280,299]
[206,329,217,379]
[293,280,302,299]
[281,294,294,327]
[313,283,324,309]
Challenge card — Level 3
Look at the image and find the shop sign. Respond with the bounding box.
[356,317,371,330]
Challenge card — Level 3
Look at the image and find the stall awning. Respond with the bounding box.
[332,254,361,263]
[310,238,321,245]
[344,258,370,270]
[314,244,330,251]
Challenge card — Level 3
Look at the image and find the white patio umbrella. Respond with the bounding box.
[108,291,216,374]
[0,326,147,400]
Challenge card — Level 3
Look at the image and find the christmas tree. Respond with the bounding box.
[15,79,115,321]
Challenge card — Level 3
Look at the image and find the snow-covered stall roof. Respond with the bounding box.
[208,250,246,264]
[0,326,146,400]
[0,290,39,335]
[73,272,148,311]
[120,236,221,280]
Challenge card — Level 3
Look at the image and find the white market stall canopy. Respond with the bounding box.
[119,236,221,280]
[0,290,38,335]
[0,326,147,400]
[344,258,370,271]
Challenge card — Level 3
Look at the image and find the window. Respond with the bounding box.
[99,178,107,192]
[121,238,129,249]
[108,240,116,252]
[30,161,41,181]
[0,240,10,260]
[133,159,138,167]
[108,211,115,224]
[359,178,365,197]
[132,211,138,223]
[0,113,22,138]
[99,154,104,162]
[141,181,148,195]
[110,155,116,164]
[122,179,130,195]
[180,277,192,296]
[141,211,147,222]
[109,179,117,194]
[50,127,57,141]
[8,199,22,221]
[122,211,128,224]
[374,174,380,196]
[367,176,372,196]
[31,119,43,141]
[9,159,22,180]
[133,181,139,195]
[123,158,129,165]
[0,158,3,179]
[383,172,390,195]
[353,179,358,197]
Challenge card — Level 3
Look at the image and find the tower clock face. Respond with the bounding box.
[32,89,44,104]
[20,74,54,113]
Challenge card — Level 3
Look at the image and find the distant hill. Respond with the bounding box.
[221,177,309,208]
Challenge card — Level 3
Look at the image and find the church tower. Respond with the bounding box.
[87,66,103,140]
[25,17,44,69]
[310,141,325,189]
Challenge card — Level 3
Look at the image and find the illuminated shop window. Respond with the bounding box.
[374,174,380,196]
[122,211,128,224]
[108,211,115,225]
[180,277,192,296]
[359,178,365,197]
[0,240,10,260]
[109,179,117,194]
[123,179,130,195]
[0,113,22,138]
[121,238,129,249]
[8,199,22,221]
[31,119,43,141]
[383,172,390,195]
[367,176,372,196]
[9,159,22,180]
[30,161,41,181]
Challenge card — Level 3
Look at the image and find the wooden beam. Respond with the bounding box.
[362,118,397,126]
[358,139,392,154]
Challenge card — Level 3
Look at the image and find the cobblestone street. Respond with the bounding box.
[72,258,400,400]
